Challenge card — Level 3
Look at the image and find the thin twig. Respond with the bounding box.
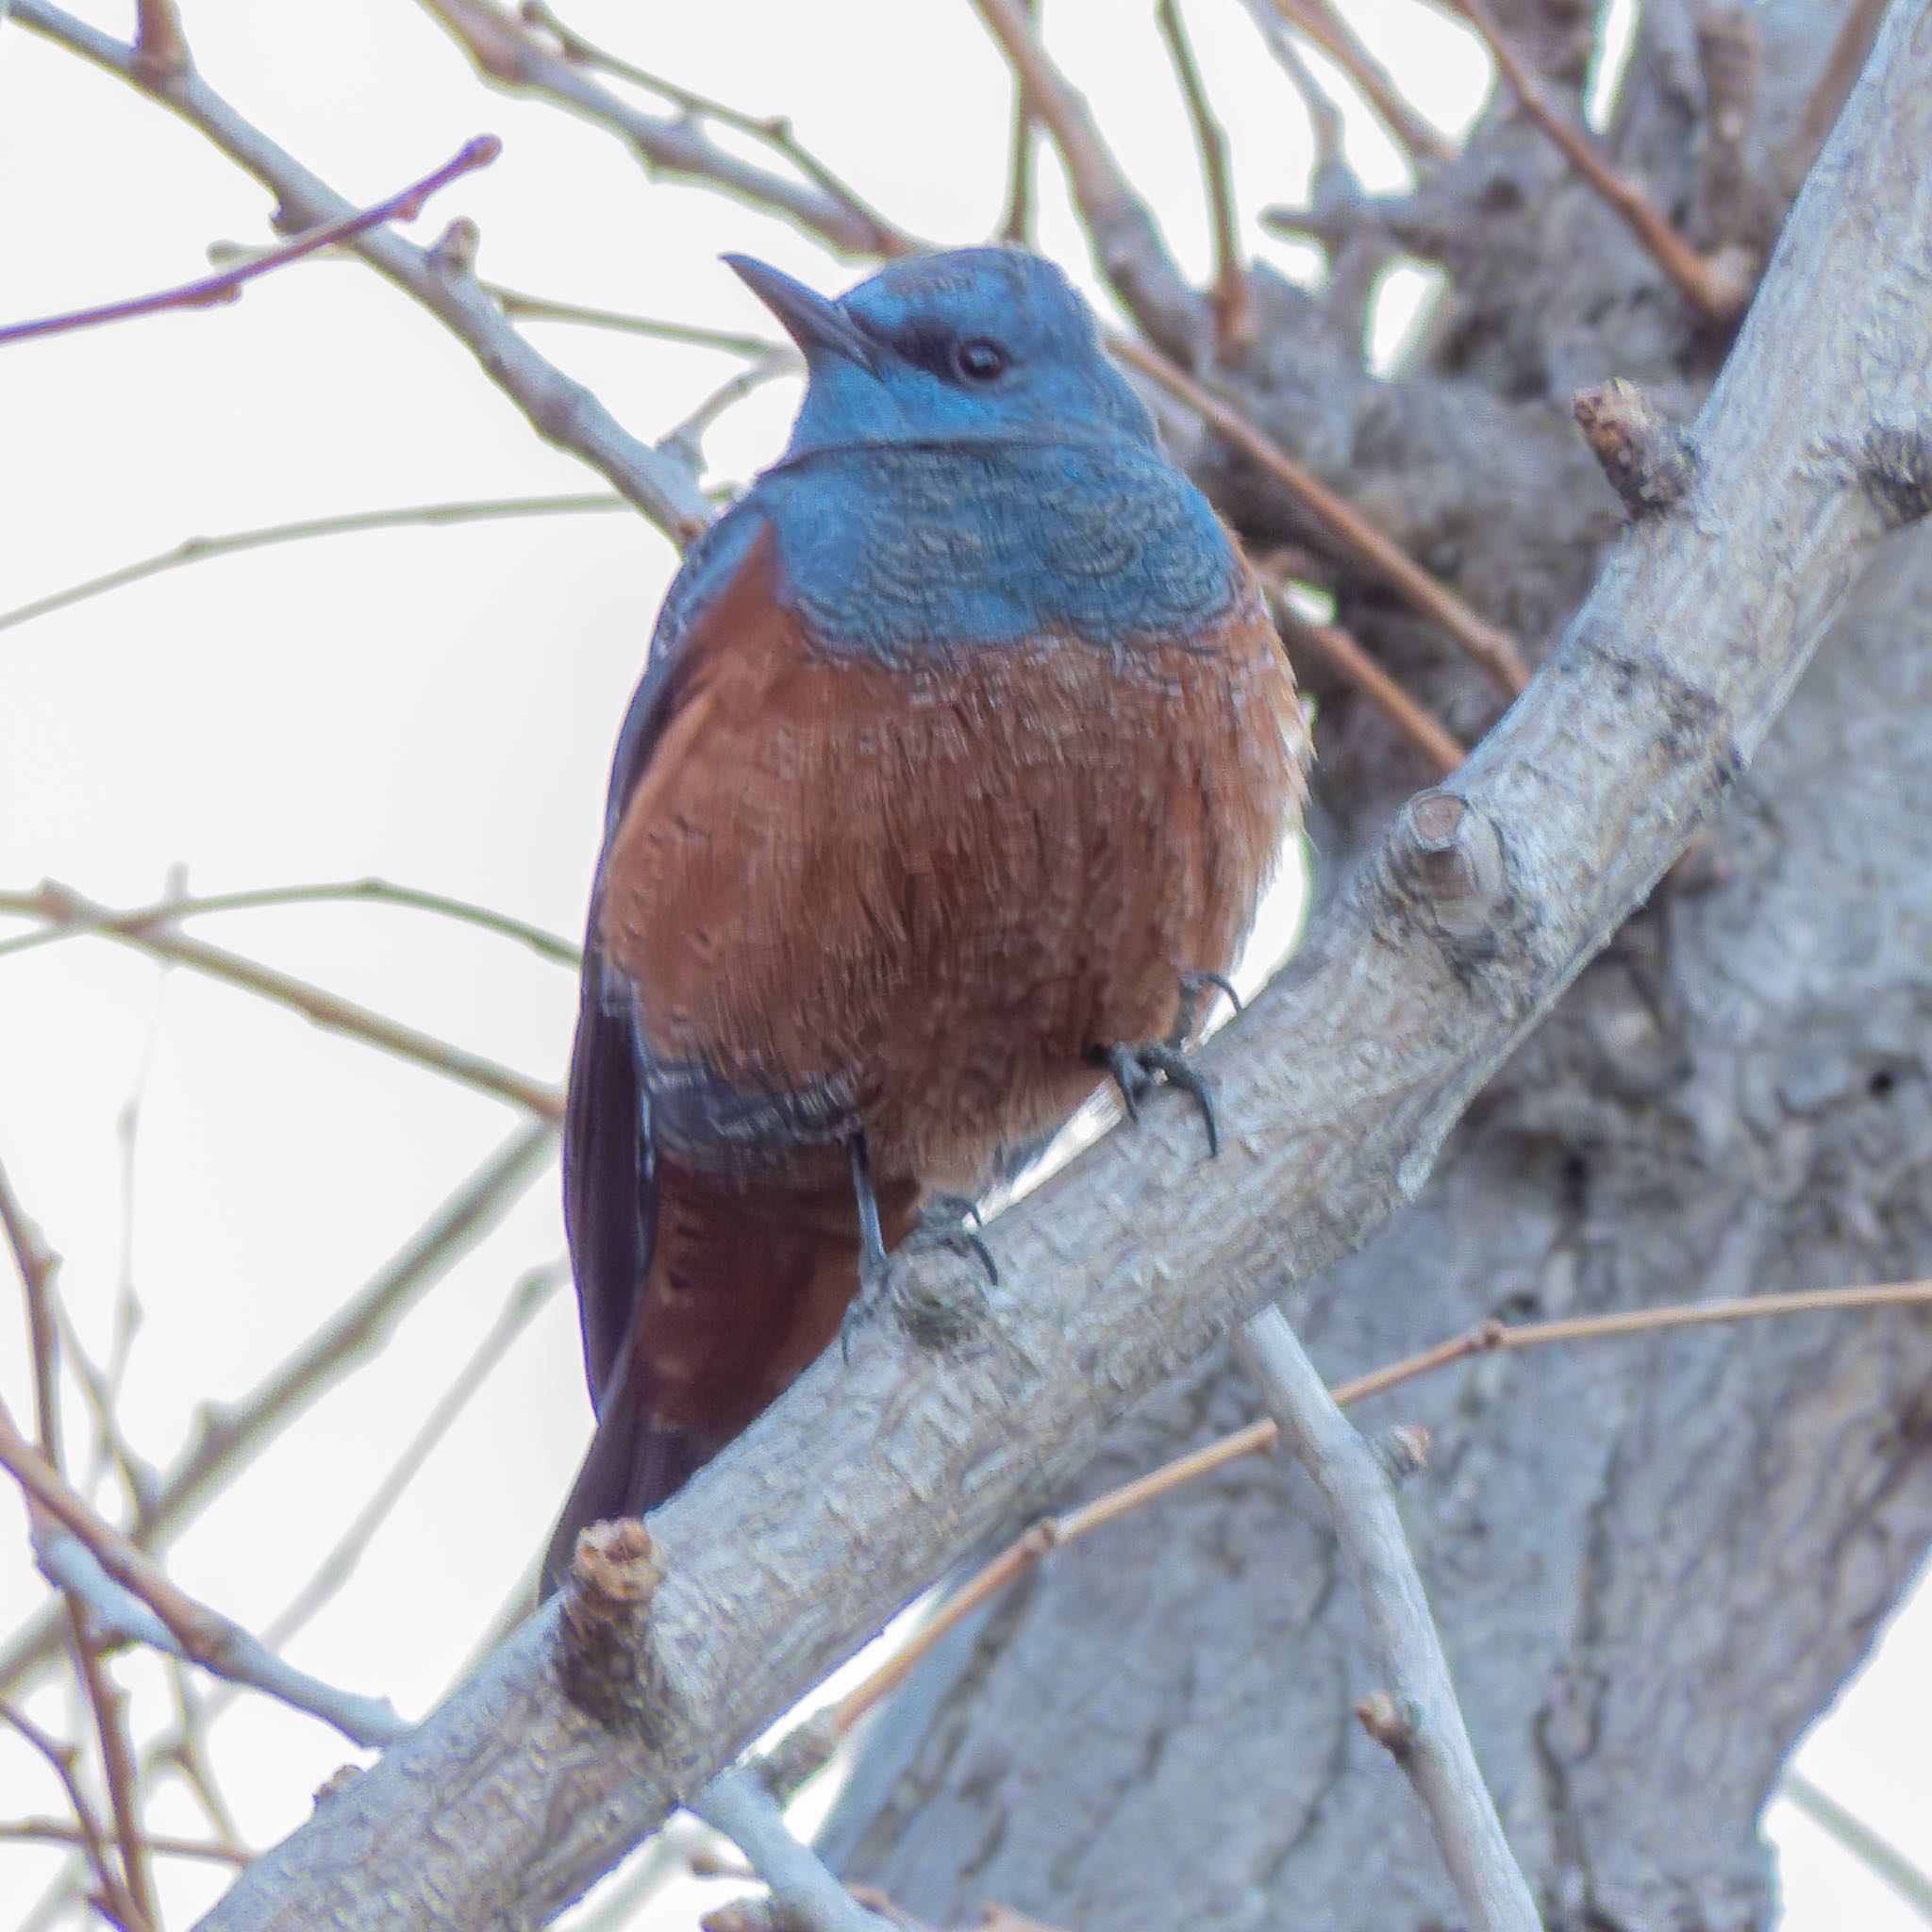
[0,883,563,1119]
[784,1278,1932,1756]
[487,284,781,356]
[1000,0,1040,244]
[1781,1767,1932,1926]
[1242,0,1344,170]
[967,0,1206,359]
[14,0,713,542]
[3,1395,410,1745]
[0,876,578,968]
[1449,0,1753,322]
[1791,0,1891,171]
[1270,0,1459,168]
[62,1638,157,1928]
[1234,1306,1541,1931]
[0,136,499,346]
[1157,0,1255,353]
[0,1121,558,1701]
[0,1703,146,1928]
[1113,333,1531,694]
[414,0,914,260]
[0,491,631,639]
[130,0,187,82]
[519,0,916,259]
[0,1816,252,1867]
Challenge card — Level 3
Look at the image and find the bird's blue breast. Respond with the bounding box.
[709,440,1245,663]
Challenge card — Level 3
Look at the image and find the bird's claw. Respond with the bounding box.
[842,1192,997,1358]
[1097,1040,1222,1158]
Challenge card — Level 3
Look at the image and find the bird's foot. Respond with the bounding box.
[1095,1039,1222,1158]
[843,1179,998,1358]
[1174,969,1241,1045]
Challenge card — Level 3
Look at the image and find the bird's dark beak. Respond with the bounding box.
[724,254,880,375]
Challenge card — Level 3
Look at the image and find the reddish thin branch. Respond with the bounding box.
[0,136,499,347]
[1450,0,1754,322]
[1115,334,1531,694]
[768,1277,1932,1764]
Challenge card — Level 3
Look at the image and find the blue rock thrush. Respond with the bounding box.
[547,247,1308,1586]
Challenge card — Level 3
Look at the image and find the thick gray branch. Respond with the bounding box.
[1234,1307,1541,1932]
[195,7,1932,1925]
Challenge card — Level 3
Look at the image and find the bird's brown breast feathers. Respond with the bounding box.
[598,527,1306,1195]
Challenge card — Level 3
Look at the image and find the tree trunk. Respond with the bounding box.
[828,6,1932,1925]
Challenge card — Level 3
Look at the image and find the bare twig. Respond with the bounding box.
[1449,0,1753,322]
[4,1401,411,1746]
[0,876,578,968]
[1241,0,1344,170]
[0,491,630,639]
[130,0,187,82]
[967,0,1207,360]
[520,0,916,260]
[999,0,1040,244]
[1268,0,1459,169]
[1791,0,1891,173]
[0,1151,61,1459]
[0,1703,147,1928]
[1780,1767,1932,1926]
[1114,334,1531,694]
[691,1768,894,1932]
[1235,1306,1541,1931]
[0,1122,557,1701]
[13,0,713,542]
[0,883,563,1119]
[1157,0,1255,353]
[414,0,914,260]
[487,285,780,356]
[0,136,499,346]
[770,1279,1932,1764]
[0,1815,251,1867]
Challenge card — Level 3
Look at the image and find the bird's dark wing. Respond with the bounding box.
[562,503,769,1409]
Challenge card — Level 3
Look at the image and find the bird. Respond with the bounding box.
[544,246,1308,1590]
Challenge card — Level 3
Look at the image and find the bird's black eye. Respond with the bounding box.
[954,337,1009,382]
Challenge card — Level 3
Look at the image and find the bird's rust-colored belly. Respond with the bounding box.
[598,575,1307,1195]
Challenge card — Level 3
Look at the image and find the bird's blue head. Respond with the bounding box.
[726,248,1161,460]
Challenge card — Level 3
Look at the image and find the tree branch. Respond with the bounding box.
[0,135,499,346]
[1449,0,1754,323]
[0,1121,557,1701]
[0,883,563,1119]
[11,0,714,545]
[192,6,1932,1923]
[412,0,916,260]
[965,0,1207,361]
[1,1396,410,1745]
[1234,1307,1540,1931]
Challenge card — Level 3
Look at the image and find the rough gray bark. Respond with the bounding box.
[827,6,1932,1929]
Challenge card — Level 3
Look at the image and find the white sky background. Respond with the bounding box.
[0,1,1926,1927]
